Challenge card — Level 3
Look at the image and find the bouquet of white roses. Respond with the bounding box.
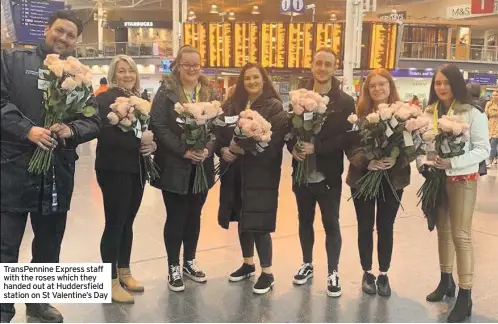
[174,100,223,194]
[288,89,329,186]
[107,95,160,182]
[28,54,96,175]
[348,102,426,202]
[417,114,470,230]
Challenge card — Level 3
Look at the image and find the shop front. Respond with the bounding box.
[108,20,173,57]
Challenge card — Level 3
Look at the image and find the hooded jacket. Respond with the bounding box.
[150,74,218,194]
[0,45,100,214]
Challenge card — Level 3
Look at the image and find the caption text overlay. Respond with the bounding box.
[0,263,111,303]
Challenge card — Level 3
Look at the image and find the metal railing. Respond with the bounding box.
[400,42,498,63]
[75,41,173,58]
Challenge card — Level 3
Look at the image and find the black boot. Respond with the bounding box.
[426,272,456,302]
[447,288,472,323]
[26,303,63,323]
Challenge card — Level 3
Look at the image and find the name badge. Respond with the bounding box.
[38,79,50,90]
[225,115,239,124]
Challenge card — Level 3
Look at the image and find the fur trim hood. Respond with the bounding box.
[424,101,473,115]
[160,73,214,104]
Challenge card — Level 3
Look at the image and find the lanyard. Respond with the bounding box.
[433,100,455,134]
[183,84,200,103]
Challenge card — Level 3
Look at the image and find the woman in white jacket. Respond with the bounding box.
[421,64,490,323]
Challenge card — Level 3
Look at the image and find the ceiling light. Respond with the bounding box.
[252,5,260,15]
[228,12,235,20]
[330,13,337,21]
[391,8,397,14]
[210,5,218,14]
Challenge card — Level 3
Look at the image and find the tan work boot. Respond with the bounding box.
[117,267,145,292]
[112,279,134,304]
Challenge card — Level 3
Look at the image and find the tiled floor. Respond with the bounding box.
[10,141,498,323]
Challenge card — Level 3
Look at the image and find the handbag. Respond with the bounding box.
[479,160,487,176]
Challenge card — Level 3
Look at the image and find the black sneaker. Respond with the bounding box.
[362,272,377,295]
[377,274,391,297]
[26,303,63,323]
[327,270,342,298]
[253,273,275,295]
[293,263,314,285]
[183,259,207,283]
[229,263,256,282]
[168,265,185,292]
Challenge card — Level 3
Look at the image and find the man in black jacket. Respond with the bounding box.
[287,48,355,298]
[0,11,100,323]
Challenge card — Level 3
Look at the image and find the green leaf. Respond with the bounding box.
[82,106,96,117]
[190,128,201,139]
[292,114,303,129]
[49,90,62,106]
[303,120,313,131]
[186,138,197,145]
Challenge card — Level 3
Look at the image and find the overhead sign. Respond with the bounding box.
[2,0,65,44]
[447,1,498,19]
[471,0,495,14]
[108,21,172,29]
[378,11,407,20]
[280,0,305,15]
[468,74,498,85]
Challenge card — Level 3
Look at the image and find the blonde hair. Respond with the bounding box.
[107,55,140,94]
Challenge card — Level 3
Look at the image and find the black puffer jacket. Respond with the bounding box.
[217,95,289,233]
[150,74,218,195]
[95,88,144,175]
[0,45,100,214]
[287,77,356,188]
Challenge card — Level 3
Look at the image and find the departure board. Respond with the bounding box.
[234,22,260,67]
[208,23,232,67]
[261,23,286,68]
[183,23,207,66]
[369,23,398,69]
[287,23,314,68]
[315,23,344,68]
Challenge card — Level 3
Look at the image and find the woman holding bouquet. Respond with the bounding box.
[150,45,218,292]
[421,64,489,322]
[95,55,156,303]
[346,69,411,297]
[217,63,288,295]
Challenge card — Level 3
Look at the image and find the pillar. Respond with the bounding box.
[343,0,361,95]
[173,0,180,56]
[180,0,188,46]
[97,0,104,52]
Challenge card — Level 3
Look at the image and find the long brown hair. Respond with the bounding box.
[230,63,281,115]
[356,68,400,117]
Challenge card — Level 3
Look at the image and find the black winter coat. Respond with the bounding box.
[217,95,289,233]
[150,74,218,195]
[95,88,144,176]
[0,45,100,214]
[287,78,356,188]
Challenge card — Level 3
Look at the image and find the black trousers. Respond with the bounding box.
[351,184,403,272]
[162,188,207,267]
[238,223,273,268]
[293,181,342,273]
[0,211,67,322]
[96,170,145,279]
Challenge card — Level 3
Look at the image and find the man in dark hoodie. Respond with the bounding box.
[287,48,355,298]
[1,10,100,323]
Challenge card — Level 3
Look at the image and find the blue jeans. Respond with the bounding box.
[491,138,498,159]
